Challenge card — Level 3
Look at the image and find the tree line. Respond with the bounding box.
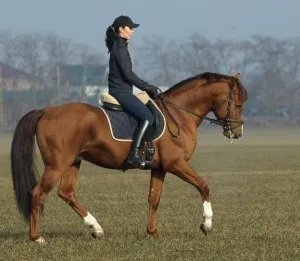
[1,30,300,125]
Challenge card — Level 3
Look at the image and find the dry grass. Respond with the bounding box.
[0,128,299,261]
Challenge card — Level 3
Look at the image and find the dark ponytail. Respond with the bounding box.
[105,25,117,53]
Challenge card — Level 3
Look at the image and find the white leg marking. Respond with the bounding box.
[35,236,46,244]
[203,201,213,230]
[84,212,104,236]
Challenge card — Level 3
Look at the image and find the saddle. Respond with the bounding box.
[101,92,150,111]
[99,92,166,168]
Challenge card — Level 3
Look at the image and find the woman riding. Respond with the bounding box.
[105,15,159,168]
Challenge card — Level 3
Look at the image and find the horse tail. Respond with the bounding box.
[10,109,44,222]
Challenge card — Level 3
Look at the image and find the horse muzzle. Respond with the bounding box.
[223,125,243,139]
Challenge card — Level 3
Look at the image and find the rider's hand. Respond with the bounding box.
[146,85,160,98]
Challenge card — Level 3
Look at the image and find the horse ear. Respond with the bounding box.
[234,73,240,80]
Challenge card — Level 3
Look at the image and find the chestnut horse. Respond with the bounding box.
[10,72,247,243]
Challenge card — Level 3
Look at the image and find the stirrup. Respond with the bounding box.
[140,160,153,170]
[127,153,153,170]
[127,160,152,170]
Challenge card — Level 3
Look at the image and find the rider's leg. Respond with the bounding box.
[110,93,154,167]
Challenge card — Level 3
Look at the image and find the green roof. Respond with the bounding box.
[58,64,107,86]
[3,89,55,103]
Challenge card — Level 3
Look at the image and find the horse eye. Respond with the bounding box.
[236,105,242,109]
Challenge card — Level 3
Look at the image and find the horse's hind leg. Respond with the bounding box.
[167,159,213,235]
[58,161,104,238]
[147,168,166,237]
[30,168,63,243]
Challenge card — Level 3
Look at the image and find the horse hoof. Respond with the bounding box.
[152,231,161,238]
[34,237,47,244]
[147,230,161,238]
[200,224,211,236]
[91,231,104,239]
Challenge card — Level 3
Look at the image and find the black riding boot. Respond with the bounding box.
[127,120,151,168]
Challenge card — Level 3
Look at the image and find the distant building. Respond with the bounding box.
[0,63,41,131]
[49,64,107,103]
[54,64,171,105]
[0,63,40,90]
[53,64,108,87]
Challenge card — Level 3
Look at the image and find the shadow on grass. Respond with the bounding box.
[0,229,88,241]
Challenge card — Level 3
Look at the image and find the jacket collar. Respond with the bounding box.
[115,36,128,47]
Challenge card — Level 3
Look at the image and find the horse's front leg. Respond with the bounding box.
[167,158,213,235]
[147,168,166,237]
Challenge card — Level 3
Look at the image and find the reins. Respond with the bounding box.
[154,77,243,138]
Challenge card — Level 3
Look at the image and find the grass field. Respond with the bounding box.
[0,127,299,261]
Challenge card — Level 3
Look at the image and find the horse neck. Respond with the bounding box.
[164,82,212,127]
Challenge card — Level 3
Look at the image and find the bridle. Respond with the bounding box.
[155,78,244,138]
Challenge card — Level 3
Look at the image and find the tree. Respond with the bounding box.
[16,32,43,76]
[0,31,21,67]
[137,36,182,85]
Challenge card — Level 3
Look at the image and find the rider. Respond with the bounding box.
[105,15,160,168]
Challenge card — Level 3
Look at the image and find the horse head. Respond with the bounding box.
[162,72,248,140]
[210,73,248,139]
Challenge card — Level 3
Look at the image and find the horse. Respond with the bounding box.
[10,72,248,243]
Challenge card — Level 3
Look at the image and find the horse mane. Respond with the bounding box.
[164,72,233,95]
[164,72,248,102]
[236,79,248,102]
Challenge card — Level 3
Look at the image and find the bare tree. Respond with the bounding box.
[243,35,300,119]
[180,33,211,75]
[0,31,21,67]
[43,31,74,68]
[138,36,182,85]
[16,32,43,76]
[75,44,105,66]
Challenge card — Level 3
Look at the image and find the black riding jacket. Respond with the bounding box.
[108,36,149,94]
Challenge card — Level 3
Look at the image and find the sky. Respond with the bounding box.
[1,0,300,55]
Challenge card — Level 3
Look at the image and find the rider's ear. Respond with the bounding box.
[234,73,240,80]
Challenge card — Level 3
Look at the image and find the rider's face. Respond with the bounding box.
[119,26,134,40]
